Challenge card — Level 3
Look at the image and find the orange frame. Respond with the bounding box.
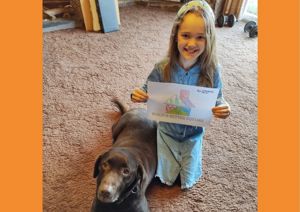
[0,0,299,211]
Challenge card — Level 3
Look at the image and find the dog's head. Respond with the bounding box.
[93,149,145,203]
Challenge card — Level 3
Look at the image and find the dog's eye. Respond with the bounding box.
[122,168,130,176]
[102,162,109,170]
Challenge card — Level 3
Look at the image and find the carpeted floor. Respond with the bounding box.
[43,5,257,212]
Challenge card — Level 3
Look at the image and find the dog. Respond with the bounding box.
[91,99,157,212]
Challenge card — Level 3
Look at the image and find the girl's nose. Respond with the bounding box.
[187,38,197,47]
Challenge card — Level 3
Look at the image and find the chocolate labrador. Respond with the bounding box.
[91,99,157,212]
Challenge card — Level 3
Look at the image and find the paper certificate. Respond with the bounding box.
[147,81,219,127]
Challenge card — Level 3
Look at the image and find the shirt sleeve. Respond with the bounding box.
[141,64,163,92]
[214,65,229,106]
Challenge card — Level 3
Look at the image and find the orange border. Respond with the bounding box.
[0,0,42,211]
[1,0,299,211]
[258,0,299,211]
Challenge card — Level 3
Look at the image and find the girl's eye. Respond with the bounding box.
[181,34,189,39]
[122,168,130,176]
[197,36,205,40]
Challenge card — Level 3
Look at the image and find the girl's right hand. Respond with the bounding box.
[131,88,149,103]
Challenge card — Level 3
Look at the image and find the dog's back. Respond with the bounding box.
[111,99,157,187]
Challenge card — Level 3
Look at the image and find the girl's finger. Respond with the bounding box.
[214,113,229,118]
[214,115,227,119]
[132,94,147,102]
[213,109,229,114]
[214,112,230,116]
[213,110,231,118]
[135,89,148,98]
[133,91,147,99]
[213,109,230,114]
[212,105,228,112]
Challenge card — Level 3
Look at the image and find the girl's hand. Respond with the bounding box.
[131,88,149,103]
[212,104,231,119]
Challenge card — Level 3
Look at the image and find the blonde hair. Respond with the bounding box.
[164,0,218,87]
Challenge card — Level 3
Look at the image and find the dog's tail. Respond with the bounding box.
[111,98,128,115]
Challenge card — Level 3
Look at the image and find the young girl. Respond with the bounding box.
[131,0,231,189]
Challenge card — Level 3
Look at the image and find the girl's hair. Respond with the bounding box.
[164,0,218,87]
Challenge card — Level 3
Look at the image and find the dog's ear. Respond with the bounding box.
[93,154,103,178]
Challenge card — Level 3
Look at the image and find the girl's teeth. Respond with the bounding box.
[187,49,197,54]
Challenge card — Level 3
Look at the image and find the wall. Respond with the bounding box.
[118,0,137,7]
[118,0,223,17]
[43,0,70,8]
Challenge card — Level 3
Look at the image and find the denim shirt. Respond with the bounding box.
[142,60,225,140]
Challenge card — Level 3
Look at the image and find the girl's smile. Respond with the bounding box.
[184,47,200,56]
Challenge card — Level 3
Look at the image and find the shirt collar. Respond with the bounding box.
[175,62,201,75]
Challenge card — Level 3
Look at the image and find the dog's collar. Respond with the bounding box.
[115,176,140,204]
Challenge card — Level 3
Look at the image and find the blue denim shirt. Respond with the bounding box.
[142,59,226,189]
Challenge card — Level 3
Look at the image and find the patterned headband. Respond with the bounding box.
[176,0,214,19]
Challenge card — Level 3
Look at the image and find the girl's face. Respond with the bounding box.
[177,12,206,68]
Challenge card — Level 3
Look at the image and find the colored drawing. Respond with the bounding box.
[165,89,195,116]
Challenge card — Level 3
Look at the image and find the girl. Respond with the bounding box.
[131,0,231,189]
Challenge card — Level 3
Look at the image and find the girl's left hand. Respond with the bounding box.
[212,104,231,119]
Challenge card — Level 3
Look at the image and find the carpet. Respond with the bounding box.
[43,5,257,212]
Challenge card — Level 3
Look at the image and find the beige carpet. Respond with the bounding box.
[43,5,257,212]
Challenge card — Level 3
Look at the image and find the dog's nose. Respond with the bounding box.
[100,190,111,199]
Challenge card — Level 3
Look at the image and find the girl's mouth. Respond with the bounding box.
[184,48,199,55]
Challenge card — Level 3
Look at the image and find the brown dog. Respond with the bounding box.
[91,100,157,212]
